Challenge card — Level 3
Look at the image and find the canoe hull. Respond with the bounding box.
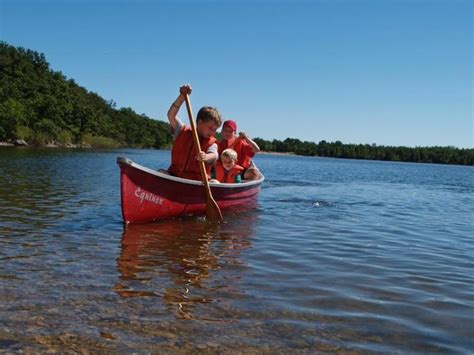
[118,157,263,223]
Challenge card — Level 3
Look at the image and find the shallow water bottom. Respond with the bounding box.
[1,149,473,353]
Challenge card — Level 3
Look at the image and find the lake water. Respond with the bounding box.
[0,148,473,353]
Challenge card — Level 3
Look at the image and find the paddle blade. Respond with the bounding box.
[206,196,224,222]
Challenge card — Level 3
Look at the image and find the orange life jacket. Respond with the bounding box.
[218,138,254,169]
[168,125,217,180]
[214,162,244,183]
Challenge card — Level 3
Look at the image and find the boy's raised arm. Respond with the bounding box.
[167,84,192,131]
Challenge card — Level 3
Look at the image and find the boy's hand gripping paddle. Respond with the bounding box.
[183,94,224,222]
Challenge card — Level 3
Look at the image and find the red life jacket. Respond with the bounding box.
[214,161,244,183]
[168,125,217,180]
[218,138,255,169]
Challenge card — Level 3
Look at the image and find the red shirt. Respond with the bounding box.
[213,162,244,183]
[218,138,255,169]
[168,125,217,180]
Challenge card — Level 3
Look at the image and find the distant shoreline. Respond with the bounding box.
[259,151,296,156]
[0,141,92,149]
[0,142,297,156]
[0,144,293,156]
[2,142,472,167]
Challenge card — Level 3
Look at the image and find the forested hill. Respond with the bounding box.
[0,41,171,148]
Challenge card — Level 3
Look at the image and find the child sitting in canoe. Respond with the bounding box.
[210,148,244,184]
[166,84,222,181]
[218,119,261,180]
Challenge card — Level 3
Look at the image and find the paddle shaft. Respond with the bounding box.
[183,95,223,222]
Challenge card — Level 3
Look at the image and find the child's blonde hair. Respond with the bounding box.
[221,148,238,162]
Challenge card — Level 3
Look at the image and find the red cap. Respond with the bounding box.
[223,119,237,132]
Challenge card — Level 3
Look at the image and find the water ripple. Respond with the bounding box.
[0,149,473,352]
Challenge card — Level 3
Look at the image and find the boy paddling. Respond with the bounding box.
[166,84,222,180]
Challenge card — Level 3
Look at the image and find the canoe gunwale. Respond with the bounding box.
[117,156,265,189]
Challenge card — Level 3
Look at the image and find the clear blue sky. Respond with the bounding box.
[1,0,472,148]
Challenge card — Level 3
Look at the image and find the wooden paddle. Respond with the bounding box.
[183,94,224,222]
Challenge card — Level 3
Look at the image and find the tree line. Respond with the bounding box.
[253,138,474,166]
[0,41,171,148]
[1,42,472,165]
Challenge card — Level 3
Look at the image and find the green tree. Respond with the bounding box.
[0,98,27,139]
[0,41,172,148]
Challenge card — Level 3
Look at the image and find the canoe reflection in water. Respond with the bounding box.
[115,214,256,320]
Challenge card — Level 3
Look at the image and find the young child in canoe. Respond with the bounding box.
[218,119,261,180]
[210,148,244,183]
[166,84,222,181]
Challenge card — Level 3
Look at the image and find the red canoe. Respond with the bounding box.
[117,157,264,224]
